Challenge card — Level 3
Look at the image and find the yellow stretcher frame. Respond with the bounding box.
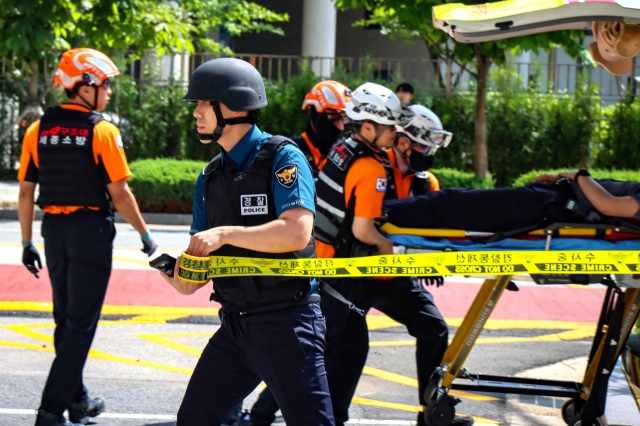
[393,222,640,426]
[426,275,640,426]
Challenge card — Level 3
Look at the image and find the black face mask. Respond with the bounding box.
[306,109,343,155]
[408,152,434,172]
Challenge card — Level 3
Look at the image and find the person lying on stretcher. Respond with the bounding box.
[383,170,640,232]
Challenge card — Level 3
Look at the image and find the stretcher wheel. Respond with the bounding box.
[569,419,603,426]
[561,399,579,425]
[424,373,441,405]
[424,392,457,426]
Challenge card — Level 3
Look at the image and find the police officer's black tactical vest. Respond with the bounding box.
[204,136,317,313]
[314,136,393,257]
[36,106,111,210]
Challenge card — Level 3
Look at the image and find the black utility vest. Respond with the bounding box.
[36,106,111,210]
[204,136,316,313]
[314,136,393,256]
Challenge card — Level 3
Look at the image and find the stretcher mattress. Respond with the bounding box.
[386,234,640,251]
[432,0,640,43]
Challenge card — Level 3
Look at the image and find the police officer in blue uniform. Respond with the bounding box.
[158,58,334,426]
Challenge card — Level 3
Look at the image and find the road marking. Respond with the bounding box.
[0,409,500,425]
[0,408,175,420]
[0,301,219,317]
[0,305,597,424]
[362,367,497,402]
[351,397,498,424]
[2,323,194,375]
[137,332,209,357]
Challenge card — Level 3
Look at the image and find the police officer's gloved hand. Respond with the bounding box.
[22,242,42,279]
[140,231,158,257]
[418,276,444,287]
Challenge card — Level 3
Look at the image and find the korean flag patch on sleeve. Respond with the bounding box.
[275,164,298,189]
[376,178,387,192]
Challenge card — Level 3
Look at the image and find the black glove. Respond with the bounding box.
[418,276,444,287]
[22,245,42,279]
[142,239,158,257]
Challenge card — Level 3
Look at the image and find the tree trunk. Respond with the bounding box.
[0,61,45,145]
[25,60,43,126]
[474,50,491,179]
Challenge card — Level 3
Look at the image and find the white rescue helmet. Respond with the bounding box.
[398,104,452,155]
[346,82,407,126]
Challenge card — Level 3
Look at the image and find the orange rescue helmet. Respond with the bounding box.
[302,80,351,113]
[54,48,120,89]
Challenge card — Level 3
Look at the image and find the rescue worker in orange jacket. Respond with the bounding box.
[294,80,351,175]
[18,48,157,426]
[320,102,475,426]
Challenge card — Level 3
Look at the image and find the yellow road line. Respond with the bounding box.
[366,315,402,330]
[0,339,54,352]
[2,323,193,375]
[351,396,498,424]
[0,301,218,317]
[362,367,497,402]
[137,334,205,357]
[352,396,420,413]
[112,256,150,265]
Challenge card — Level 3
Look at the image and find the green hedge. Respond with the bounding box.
[128,159,207,213]
[512,169,640,187]
[430,168,494,189]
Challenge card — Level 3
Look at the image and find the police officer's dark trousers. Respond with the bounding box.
[39,211,115,416]
[177,303,335,426]
[322,277,449,425]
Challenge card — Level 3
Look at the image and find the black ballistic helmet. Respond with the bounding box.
[183,57,267,110]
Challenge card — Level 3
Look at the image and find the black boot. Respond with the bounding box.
[68,396,105,424]
[34,409,82,426]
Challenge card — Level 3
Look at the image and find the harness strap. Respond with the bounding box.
[319,280,365,317]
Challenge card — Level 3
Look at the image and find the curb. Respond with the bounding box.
[0,209,192,226]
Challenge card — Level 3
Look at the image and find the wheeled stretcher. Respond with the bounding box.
[379,221,640,426]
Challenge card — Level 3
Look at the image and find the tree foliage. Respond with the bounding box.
[0,0,288,143]
[335,0,589,178]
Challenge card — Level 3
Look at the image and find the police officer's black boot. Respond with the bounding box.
[34,409,82,426]
[68,396,105,424]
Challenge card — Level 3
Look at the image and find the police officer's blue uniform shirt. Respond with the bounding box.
[190,125,317,292]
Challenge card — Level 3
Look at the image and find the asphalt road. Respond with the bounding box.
[0,219,632,426]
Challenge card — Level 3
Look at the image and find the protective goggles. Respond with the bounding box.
[404,125,453,148]
[326,110,348,124]
[397,135,440,157]
[411,142,439,157]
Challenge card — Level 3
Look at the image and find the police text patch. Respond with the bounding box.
[240,194,268,216]
[275,165,298,189]
[376,178,387,192]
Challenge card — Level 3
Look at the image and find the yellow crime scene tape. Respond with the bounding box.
[177,250,640,283]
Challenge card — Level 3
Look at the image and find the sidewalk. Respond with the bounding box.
[0,181,192,225]
[0,181,19,207]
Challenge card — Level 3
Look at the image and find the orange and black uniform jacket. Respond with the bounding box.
[315,137,390,259]
[18,104,132,214]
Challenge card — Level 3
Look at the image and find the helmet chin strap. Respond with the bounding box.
[353,122,388,151]
[198,101,257,142]
[76,87,98,111]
